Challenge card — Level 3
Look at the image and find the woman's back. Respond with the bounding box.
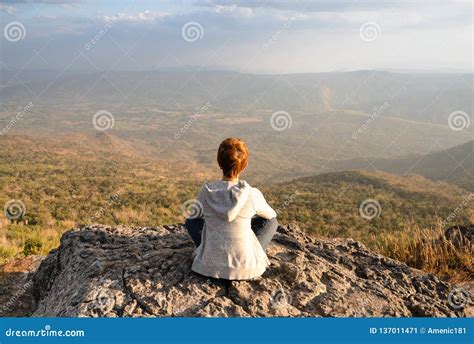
[191,180,276,280]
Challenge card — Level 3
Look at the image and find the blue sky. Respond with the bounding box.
[0,0,472,73]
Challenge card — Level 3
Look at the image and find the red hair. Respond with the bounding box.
[217,138,249,179]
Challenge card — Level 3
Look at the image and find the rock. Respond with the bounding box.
[32,224,470,317]
[445,225,474,248]
[0,255,44,316]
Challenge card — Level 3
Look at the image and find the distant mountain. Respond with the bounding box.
[331,141,474,191]
[1,70,472,125]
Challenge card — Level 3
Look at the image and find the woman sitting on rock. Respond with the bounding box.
[185,137,278,280]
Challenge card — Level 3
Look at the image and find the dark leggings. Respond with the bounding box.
[185,216,278,250]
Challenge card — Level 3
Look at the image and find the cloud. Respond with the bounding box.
[194,0,398,12]
[101,10,169,23]
[0,3,15,13]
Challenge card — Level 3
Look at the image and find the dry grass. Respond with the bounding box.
[1,219,472,283]
[369,222,473,283]
[0,222,72,265]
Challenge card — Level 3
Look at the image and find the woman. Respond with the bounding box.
[185,137,278,280]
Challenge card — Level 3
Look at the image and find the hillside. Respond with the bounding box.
[1,133,472,282]
[331,141,474,191]
[263,170,472,237]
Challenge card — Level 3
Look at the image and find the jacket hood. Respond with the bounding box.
[201,180,251,221]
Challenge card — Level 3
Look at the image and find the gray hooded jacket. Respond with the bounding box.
[191,180,277,280]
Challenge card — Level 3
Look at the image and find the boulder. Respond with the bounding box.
[32,224,470,317]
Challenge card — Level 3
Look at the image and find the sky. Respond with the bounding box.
[0,0,473,74]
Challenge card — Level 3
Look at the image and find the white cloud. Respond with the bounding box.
[0,4,16,14]
[214,4,253,18]
[102,10,169,23]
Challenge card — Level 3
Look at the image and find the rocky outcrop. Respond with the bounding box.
[32,224,470,317]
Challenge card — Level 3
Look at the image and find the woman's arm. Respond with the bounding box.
[251,188,277,220]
